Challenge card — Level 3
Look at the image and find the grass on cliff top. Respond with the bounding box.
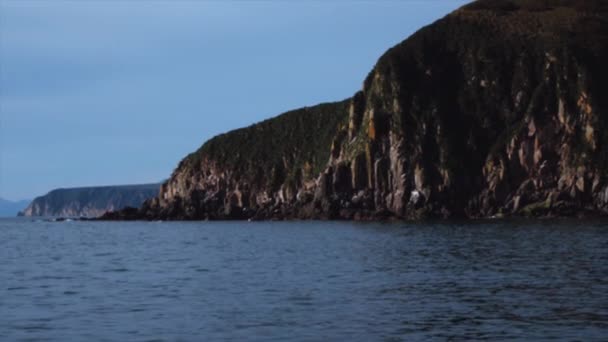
[182,100,350,184]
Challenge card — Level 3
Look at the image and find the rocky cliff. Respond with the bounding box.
[103,0,608,221]
[23,184,160,217]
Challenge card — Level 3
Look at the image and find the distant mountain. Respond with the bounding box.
[0,198,30,217]
[22,184,160,217]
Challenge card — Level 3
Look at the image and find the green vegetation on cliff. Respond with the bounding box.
[182,100,350,187]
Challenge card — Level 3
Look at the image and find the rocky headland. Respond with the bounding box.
[22,184,160,218]
[102,0,608,221]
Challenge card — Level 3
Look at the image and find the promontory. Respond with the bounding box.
[103,0,608,221]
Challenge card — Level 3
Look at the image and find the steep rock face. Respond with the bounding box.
[133,102,350,220]
[105,0,608,220]
[23,184,159,217]
[323,0,608,219]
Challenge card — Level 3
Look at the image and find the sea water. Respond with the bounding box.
[1,218,607,341]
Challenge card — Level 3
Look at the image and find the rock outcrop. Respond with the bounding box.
[23,184,160,217]
[103,0,608,221]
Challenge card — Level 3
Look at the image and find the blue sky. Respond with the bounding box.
[0,0,467,201]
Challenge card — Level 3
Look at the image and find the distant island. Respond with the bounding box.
[21,184,159,218]
[0,198,30,217]
[103,0,608,221]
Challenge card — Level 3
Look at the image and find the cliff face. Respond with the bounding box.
[135,102,350,220]
[23,184,159,217]
[105,0,608,220]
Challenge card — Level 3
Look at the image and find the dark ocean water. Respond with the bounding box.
[1,218,607,341]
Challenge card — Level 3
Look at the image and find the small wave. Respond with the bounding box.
[6,286,27,291]
[93,252,114,257]
[103,268,129,273]
[12,324,53,332]
[30,275,72,281]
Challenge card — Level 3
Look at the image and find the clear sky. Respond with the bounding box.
[0,0,468,201]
